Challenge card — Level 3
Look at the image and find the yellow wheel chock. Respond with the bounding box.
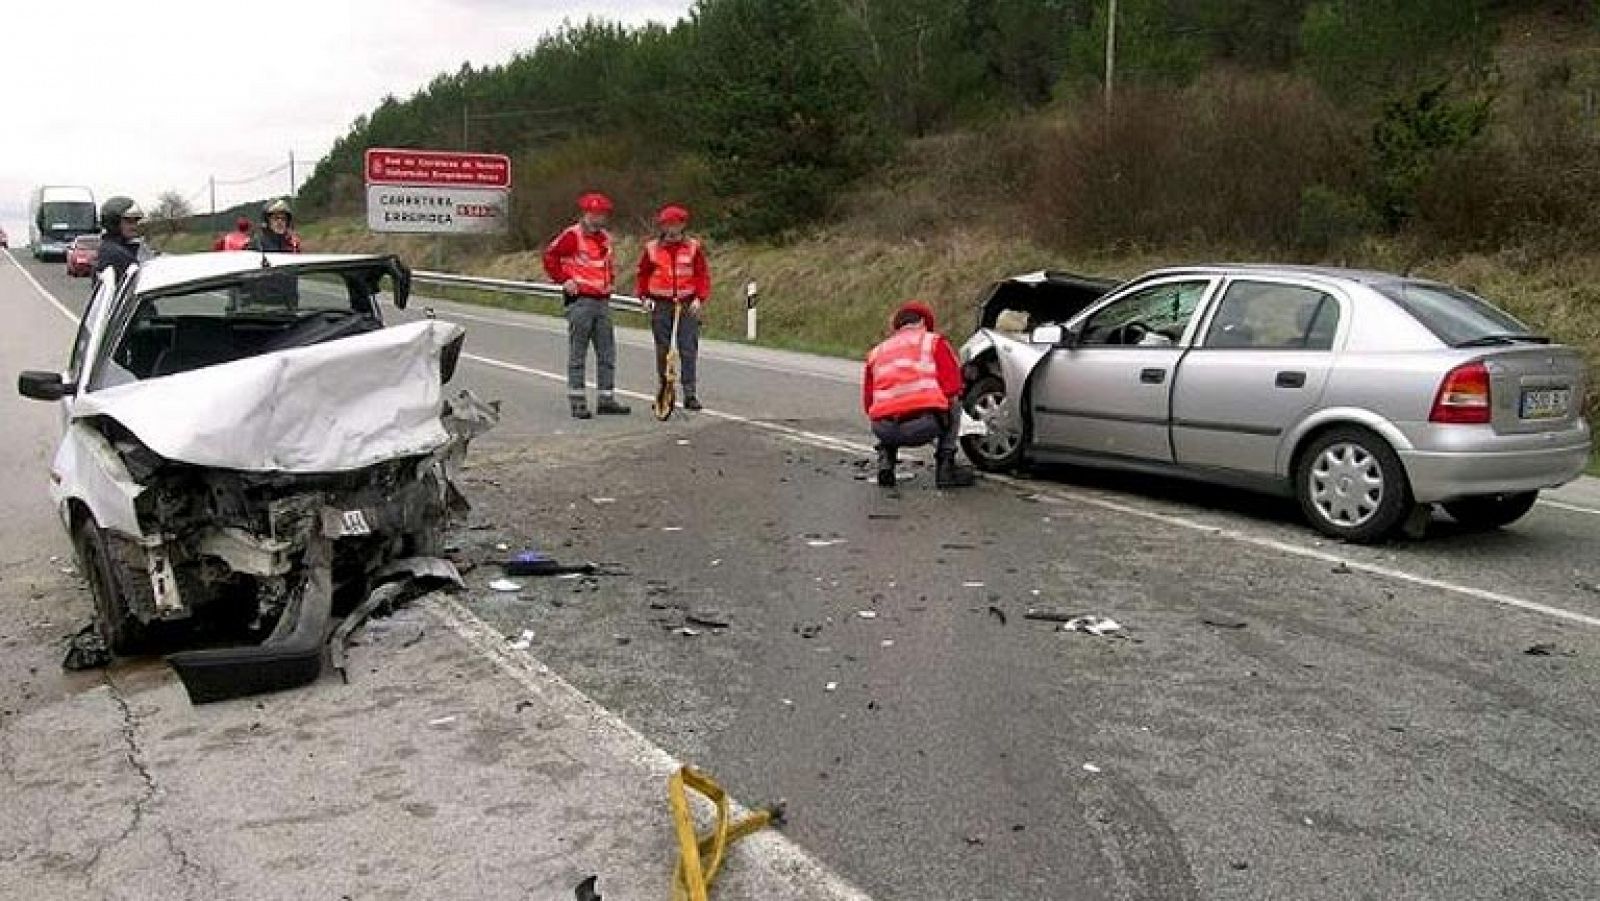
[669,766,783,901]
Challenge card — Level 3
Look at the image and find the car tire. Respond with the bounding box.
[1443,492,1539,531]
[73,518,151,655]
[1294,426,1412,544]
[961,374,1025,472]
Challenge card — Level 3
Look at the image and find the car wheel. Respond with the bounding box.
[961,375,1024,472]
[73,518,150,655]
[1443,492,1539,531]
[1294,426,1412,544]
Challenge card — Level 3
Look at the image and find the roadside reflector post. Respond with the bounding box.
[745,280,759,342]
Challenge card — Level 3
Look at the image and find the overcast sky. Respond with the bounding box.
[0,0,690,242]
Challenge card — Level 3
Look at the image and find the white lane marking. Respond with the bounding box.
[3,250,81,324]
[436,303,860,385]
[463,351,1600,630]
[1538,498,1600,518]
[426,595,874,901]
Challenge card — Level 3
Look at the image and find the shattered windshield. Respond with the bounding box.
[93,270,385,389]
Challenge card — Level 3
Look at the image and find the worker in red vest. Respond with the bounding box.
[862,301,975,489]
[636,204,711,410]
[543,192,630,419]
[221,217,252,251]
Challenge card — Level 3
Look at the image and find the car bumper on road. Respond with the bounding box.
[1402,437,1592,503]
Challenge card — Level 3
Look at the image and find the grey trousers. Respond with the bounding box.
[650,301,701,393]
[871,403,958,456]
[565,297,617,397]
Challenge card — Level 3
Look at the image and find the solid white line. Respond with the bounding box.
[462,350,1600,631]
[1538,498,1600,517]
[425,595,874,901]
[3,250,81,324]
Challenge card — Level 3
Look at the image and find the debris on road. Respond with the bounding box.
[1082,763,1102,773]
[669,766,783,901]
[428,715,458,728]
[590,497,617,505]
[1201,615,1249,630]
[504,550,598,577]
[806,539,846,548]
[508,630,535,651]
[825,682,838,692]
[676,627,702,637]
[489,579,523,593]
[1023,606,1076,623]
[1059,616,1124,637]
[880,639,895,648]
[662,526,684,533]
[963,580,986,588]
[987,605,1007,625]
[574,874,602,901]
[686,609,732,629]
[867,512,902,521]
[1525,642,1575,657]
[794,623,824,639]
[1331,562,1353,575]
[964,833,986,847]
[856,610,879,620]
[62,624,111,671]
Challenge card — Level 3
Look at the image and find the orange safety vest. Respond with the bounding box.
[560,224,613,296]
[644,237,701,301]
[222,231,251,251]
[867,326,948,420]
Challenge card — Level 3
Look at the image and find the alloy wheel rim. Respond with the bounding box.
[1309,441,1384,528]
[971,391,1018,461]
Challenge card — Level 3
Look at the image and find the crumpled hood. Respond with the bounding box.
[72,320,466,474]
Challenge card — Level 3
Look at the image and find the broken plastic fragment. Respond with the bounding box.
[825,682,838,692]
[880,639,895,648]
[489,579,523,593]
[1058,616,1123,636]
[963,580,985,588]
[1082,763,1102,773]
[428,715,458,727]
[676,627,701,637]
[856,610,878,619]
[662,526,684,533]
[807,539,845,548]
[508,629,535,651]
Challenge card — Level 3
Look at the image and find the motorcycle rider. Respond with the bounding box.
[94,197,147,280]
[249,199,302,253]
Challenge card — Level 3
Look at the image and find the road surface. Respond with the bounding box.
[3,249,1599,900]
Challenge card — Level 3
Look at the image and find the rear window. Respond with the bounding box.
[1375,281,1535,346]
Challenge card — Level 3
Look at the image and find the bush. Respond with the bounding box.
[1297,184,1381,256]
[1032,72,1367,253]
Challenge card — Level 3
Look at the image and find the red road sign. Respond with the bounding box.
[364,148,511,188]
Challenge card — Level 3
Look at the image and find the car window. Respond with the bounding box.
[93,271,382,388]
[1374,280,1534,347]
[1081,280,1210,347]
[1203,281,1341,350]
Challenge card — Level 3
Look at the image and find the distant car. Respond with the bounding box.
[65,235,100,277]
[0,226,9,248]
[960,265,1592,543]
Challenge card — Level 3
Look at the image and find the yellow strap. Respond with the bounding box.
[669,766,778,901]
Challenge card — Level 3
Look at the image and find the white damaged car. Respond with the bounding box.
[18,252,493,700]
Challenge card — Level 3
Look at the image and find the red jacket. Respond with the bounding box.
[635,237,710,302]
[862,301,962,417]
[543,224,613,297]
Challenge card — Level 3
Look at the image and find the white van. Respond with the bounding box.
[28,185,97,260]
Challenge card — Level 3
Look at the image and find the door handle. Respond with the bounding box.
[1140,368,1167,384]
[1275,371,1307,388]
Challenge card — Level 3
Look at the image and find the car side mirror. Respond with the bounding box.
[1030,325,1064,345]
[18,370,72,402]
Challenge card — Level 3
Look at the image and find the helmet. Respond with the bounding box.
[891,300,937,331]
[99,196,144,232]
[577,192,614,214]
[656,204,690,226]
[262,198,294,224]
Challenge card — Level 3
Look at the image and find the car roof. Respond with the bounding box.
[132,251,391,295]
[1138,263,1408,288]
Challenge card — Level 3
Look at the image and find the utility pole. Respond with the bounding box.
[1104,0,1118,117]
[209,176,216,215]
[289,150,297,197]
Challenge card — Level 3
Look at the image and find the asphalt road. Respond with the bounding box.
[5,250,1600,900]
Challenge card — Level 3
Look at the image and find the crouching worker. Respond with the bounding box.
[863,301,976,489]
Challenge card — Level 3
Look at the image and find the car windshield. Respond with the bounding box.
[94,269,386,389]
[39,202,96,231]
[1375,280,1538,347]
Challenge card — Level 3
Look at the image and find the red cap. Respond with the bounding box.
[657,204,690,226]
[578,192,614,214]
[892,300,937,331]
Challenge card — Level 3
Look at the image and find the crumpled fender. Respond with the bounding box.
[978,329,1053,440]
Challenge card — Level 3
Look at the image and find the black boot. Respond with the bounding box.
[935,451,975,488]
[596,395,631,416]
[684,394,703,411]
[570,397,592,420]
[876,446,898,487]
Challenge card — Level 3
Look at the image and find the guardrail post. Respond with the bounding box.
[745,280,759,342]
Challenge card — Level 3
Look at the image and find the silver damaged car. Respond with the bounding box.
[959,266,1592,542]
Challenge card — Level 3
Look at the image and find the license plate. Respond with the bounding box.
[1519,387,1571,420]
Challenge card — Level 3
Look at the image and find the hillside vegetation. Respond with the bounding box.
[218,1,1600,424]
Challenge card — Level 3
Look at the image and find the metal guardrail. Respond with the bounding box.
[412,270,648,314]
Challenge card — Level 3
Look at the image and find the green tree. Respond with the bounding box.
[1062,0,1209,94]
[687,0,891,237]
[1300,0,1495,102]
